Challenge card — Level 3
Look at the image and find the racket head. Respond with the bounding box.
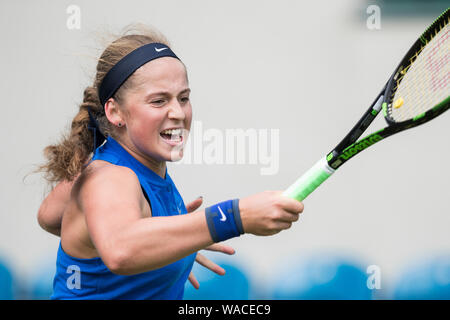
[383,8,449,126]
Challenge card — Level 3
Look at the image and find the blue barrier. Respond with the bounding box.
[393,254,450,300]
[184,259,251,300]
[270,253,372,300]
[0,257,14,300]
[18,251,450,300]
[29,258,56,300]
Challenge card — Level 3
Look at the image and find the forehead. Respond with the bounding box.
[132,57,188,93]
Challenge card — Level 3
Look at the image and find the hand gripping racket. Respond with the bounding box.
[284,8,449,202]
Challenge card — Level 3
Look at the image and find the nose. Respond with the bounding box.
[168,99,186,121]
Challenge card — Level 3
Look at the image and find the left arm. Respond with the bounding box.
[37,179,75,236]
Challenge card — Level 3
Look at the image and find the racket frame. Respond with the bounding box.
[283,8,450,202]
[327,8,450,170]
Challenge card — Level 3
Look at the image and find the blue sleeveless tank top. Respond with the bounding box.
[51,137,196,300]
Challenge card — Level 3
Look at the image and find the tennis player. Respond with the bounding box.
[37,26,304,299]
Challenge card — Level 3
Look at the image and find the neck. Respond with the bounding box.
[116,139,167,179]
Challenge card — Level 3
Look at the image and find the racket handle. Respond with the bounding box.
[283,157,335,202]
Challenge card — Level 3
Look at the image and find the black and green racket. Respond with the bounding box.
[284,8,449,202]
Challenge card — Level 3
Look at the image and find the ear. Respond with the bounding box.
[104,98,125,127]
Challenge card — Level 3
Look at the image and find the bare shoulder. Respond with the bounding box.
[72,160,142,211]
[60,160,150,259]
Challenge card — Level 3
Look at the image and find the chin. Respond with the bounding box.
[157,136,186,162]
[166,148,184,162]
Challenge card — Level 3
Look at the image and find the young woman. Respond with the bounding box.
[37,26,304,299]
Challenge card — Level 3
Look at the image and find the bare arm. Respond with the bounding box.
[37,179,75,236]
[80,165,214,275]
[80,165,304,276]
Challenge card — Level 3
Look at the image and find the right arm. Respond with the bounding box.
[80,165,304,276]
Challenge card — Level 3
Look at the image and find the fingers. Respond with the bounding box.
[188,272,200,289]
[190,252,230,290]
[276,221,293,231]
[270,191,303,214]
[280,197,304,214]
[185,196,203,213]
[264,193,301,225]
[278,212,300,223]
[204,243,235,255]
[195,253,226,276]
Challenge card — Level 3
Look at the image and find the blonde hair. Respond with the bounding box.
[39,24,170,183]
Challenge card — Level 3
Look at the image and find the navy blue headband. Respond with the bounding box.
[98,42,180,107]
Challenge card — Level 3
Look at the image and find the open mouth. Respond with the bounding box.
[160,128,183,144]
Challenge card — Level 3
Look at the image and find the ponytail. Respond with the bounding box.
[40,86,102,183]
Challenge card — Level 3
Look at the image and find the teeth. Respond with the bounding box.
[161,128,182,135]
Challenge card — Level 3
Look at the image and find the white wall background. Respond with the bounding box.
[0,0,449,298]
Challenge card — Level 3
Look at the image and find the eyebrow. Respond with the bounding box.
[145,88,191,99]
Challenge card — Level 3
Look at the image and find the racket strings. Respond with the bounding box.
[389,17,449,122]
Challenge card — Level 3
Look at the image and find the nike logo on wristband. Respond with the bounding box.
[218,206,227,222]
[155,47,168,52]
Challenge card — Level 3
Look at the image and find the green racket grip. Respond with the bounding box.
[283,157,335,202]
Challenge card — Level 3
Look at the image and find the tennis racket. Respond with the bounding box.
[283,8,449,202]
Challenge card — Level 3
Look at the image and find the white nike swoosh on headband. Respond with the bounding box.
[155,47,168,52]
[218,206,227,222]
